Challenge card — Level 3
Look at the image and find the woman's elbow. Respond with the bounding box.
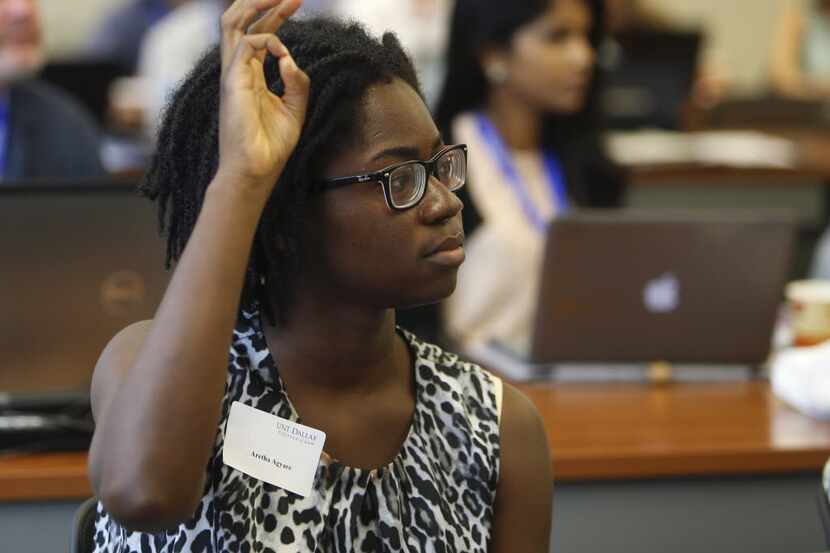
[94,471,202,533]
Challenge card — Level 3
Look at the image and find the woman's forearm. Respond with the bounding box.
[90,175,271,530]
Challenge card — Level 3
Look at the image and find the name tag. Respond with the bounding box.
[224,401,326,498]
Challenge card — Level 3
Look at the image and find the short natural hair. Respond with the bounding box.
[140,17,421,323]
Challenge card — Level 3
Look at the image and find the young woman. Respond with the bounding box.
[87,0,553,551]
[434,0,626,355]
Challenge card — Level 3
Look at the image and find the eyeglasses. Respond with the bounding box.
[317,144,468,211]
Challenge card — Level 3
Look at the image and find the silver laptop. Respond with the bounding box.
[530,209,796,368]
[0,179,170,405]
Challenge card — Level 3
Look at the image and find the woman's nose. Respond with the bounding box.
[418,176,464,224]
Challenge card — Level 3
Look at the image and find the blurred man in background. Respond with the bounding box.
[137,0,338,138]
[0,0,103,180]
[333,0,452,109]
[137,0,225,137]
[86,0,190,73]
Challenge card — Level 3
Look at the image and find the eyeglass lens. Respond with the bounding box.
[388,149,466,208]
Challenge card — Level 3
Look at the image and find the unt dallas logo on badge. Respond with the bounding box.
[223,401,326,498]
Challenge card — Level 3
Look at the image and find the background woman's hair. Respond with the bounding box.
[139,17,420,324]
[434,0,623,213]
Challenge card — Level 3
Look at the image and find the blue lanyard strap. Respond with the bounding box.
[0,92,10,180]
[474,113,568,233]
[147,0,171,23]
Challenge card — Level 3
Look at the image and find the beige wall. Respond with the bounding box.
[38,0,133,60]
[642,0,790,94]
[38,0,791,94]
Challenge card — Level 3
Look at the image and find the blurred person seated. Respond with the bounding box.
[137,0,337,139]
[429,0,625,353]
[85,0,189,73]
[602,0,730,118]
[0,0,104,180]
[333,0,452,108]
[825,460,830,509]
[137,0,225,138]
[770,0,830,100]
[810,226,830,280]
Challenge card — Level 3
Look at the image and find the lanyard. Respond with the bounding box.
[147,0,171,23]
[0,93,10,180]
[475,113,568,233]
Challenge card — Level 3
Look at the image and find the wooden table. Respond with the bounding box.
[628,164,830,185]
[623,130,830,184]
[2,381,828,501]
[0,451,90,502]
[2,381,828,553]
[519,380,830,481]
[519,380,830,553]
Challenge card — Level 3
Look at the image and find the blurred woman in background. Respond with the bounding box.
[770,0,830,100]
[433,0,626,354]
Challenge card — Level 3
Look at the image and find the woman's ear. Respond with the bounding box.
[480,48,510,85]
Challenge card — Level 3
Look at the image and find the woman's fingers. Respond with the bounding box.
[218,0,310,131]
[224,34,288,89]
[245,33,289,60]
[278,51,310,122]
[221,0,293,73]
[222,0,281,33]
[247,0,302,35]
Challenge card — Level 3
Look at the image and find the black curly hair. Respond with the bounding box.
[139,17,421,324]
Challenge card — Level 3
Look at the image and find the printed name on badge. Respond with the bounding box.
[224,401,326,498]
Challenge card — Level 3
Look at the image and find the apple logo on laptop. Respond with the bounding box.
[643,272,679,314]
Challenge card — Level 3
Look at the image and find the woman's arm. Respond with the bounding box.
[490,383,554,553]
[769,2,818,99]
[88,181,277,531]
[88,0,310,532]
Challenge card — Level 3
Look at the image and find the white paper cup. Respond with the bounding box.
[786,280,830,347]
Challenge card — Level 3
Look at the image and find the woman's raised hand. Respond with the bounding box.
[217,0,310,195]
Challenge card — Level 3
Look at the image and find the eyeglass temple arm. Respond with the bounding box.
[315,174,381,192]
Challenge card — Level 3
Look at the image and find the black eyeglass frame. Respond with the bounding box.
[316,144,468,211]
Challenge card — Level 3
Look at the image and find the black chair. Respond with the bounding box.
[70,497,99,553]
[820,485,830,548]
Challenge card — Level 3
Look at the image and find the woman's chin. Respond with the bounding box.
[544,94,587,116]
[398,275,459,309]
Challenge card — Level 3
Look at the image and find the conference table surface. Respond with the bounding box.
[623,129,830,183]
[1,380,829,502]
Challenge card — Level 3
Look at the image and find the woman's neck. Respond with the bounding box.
[263,291,407,394]
[484,88,543,151]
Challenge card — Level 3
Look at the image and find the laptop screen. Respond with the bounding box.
[0,179,170,396]
[601,30,701,130]
[531,209,796,365]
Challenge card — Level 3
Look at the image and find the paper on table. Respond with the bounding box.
[770,341,830,420]
[606,130,798,168]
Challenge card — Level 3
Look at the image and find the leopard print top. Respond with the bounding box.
[92,309,503,552]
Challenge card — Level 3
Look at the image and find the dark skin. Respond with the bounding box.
[267,80,462,469]
[87,0,553,549]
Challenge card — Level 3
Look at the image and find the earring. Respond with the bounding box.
[485,62,509,84]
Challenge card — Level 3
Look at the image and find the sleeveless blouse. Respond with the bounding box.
[444,112,565,356]
[92,309,503,552]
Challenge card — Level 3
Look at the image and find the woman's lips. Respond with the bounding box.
[425,246,466,267]
[424,233,466,266]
